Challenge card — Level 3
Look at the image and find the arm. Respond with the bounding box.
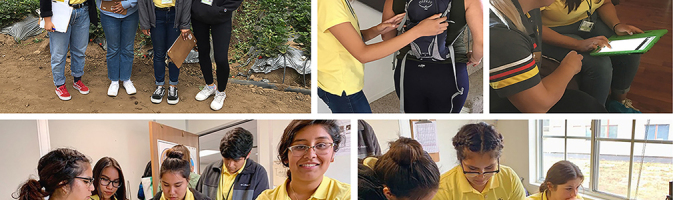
[139,0,151,30]
[381,0,397,41]
[361,13,404,42]
[121,0,138,9]
[252,166,270,199]
[596,0,643,35]
[465,0,483,66]
[541,25,611,52]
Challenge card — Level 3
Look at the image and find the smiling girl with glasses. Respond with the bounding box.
[433,122,526,200]
[91,157,127,200]
[14,148,94,200]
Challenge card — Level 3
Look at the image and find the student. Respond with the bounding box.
[91,157,127,200]
[489,0,606,113]
[358,137,440,200]
[527,161,584,200]
[139,0,191,105]
[196,127,270,200]
[256,120,350,200]
[151,150,211,200]
[97,0,139,97]
[540,0,643,112]
[40,0,98,101]
[382,0,483,113]
[13,148,94,200]
[433,122,526,200]
[317,0,450,113]
[191,0,244,111]
[169,145,201,188]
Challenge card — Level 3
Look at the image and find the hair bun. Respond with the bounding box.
[387,138,424,167]
[166,150,184,159]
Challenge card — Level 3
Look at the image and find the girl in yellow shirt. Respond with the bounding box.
[256,120,350,200]
[151,149,210,200]
[91,157,127,200]
[433,122,526,200]
[526,161,585,200]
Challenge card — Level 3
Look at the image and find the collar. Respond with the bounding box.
[456,166,501,195]
[542,190,549,200]
[160,188,195,200]
[222,159,247,176]
[283,176,331,200]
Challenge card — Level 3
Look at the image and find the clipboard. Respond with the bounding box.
[409,119,440,162]
[101,0,127,15]
[590,29,668,56]
[167,31,197,68]
[38,1,73,33]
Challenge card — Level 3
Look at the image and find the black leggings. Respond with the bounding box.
[192,18,231,92]
[394,58,469,113]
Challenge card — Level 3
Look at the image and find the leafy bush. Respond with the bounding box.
[0,0,40,28]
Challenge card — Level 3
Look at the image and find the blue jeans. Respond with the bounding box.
[49,6,90,86]
[101,11,139,82]
[318,88,372,113]
[151,8,180,85]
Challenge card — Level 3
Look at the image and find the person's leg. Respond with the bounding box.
[49,26,71,87]
[192,19,214,86]
[424,62,469,113]
[101,13,122,82]
[211,20,232,92]
[318,88,372,113]
[394,59,429,112]
[68,7,91,94]
[345,90,373,113]
[151,9,168,86]
[165,9,181,87]
[119,11,139,82]
[548,89,607,113]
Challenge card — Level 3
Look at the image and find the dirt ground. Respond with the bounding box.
[0,32,311,113]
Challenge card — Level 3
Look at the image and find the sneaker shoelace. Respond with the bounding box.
[214,92,226,101]
[153,87,163,95]
[169,87,177,96]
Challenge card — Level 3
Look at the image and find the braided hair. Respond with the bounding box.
[452,122,504,161]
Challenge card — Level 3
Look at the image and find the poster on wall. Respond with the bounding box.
[157,139,199,173]
[412,121,439,153]
[336,120,351,156]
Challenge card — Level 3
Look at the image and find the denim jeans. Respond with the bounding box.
[101,11,139,82]
[318,88,372,113]
[151,8,180,85]
[49,6,90,86]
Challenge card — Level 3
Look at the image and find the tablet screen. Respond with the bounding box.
[597,36,655,53]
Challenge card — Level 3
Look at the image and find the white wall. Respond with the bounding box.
[492,120,535,193]
[49,120,152,200]
[0,120,42,200]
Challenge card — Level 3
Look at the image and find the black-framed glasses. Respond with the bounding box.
[100,176,122,188]
[287,143,334,157]
[460,159,500,178]
[75,176,94,187]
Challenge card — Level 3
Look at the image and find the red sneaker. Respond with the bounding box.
[73,80,90,94]
[55,85,71,101]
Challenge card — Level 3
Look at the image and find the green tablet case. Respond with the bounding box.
[590,29,668,56]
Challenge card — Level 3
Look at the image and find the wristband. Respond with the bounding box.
[612,23,621,31]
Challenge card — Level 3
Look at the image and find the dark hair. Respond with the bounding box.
[452,122,504,161]
[170,145,191,163]
[540,161,584,193]
[220,127,254,159]
[373,138,440,199]
[13,148,90,200]
[278,120,342,178]
[563,0,602,14]
[92,157,127,200]
[160,149,191,179]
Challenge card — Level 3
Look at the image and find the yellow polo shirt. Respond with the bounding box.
[433,165,526,200]
[153,0,175,8]
[541,0,604,27]
[255,176,351,200]
[317,0,364,96]
[90,194,117,200]
[526,190,585,200]
[217,160,246,200]
[69,0,87,6]
[160,188,196,200]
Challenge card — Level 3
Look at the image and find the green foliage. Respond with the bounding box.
[0,0,40,28]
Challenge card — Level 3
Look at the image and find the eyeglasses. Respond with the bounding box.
[100,176,122,188]
[460,159,500,178]
[287,143,334,157]
[75,176,94,187]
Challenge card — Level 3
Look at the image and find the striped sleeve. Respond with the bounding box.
[489,27,541,97]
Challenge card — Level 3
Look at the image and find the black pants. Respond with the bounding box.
[394,58,469,113]
[192,18,232,92]
[492,89,607,113]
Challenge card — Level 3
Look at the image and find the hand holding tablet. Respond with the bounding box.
[590,29,668,56]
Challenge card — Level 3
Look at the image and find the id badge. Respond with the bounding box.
[579,18,594,32]
[201,0,212,6]
[161,0,172,4]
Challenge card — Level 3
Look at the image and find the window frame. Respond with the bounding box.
[536,119,673,200]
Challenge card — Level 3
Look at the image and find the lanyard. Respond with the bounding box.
[222,175,238,200]
[586,0,593,18]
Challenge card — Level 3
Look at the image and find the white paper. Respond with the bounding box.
[157,140,199,173]
[335,120,351,156]
[39,1,72,33]
[412,121,439,153]
[598,36,654,53]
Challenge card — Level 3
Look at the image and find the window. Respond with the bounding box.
[537,119,673,200]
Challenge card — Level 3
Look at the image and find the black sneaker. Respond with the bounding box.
[151,86,165,104]
[167,86,179,105]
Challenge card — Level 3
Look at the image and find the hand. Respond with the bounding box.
[44,17,55,32]
[377,13,405,35]
[142,29,150,36]
[575,36,611,52]
[180,29,190,40]
[614,23,644,36]
[466,51,482,67]
[412,13,448,37]
[111,2,126,14]
[559,50,583,75]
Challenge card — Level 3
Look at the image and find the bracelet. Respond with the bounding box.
[612,23,621,31]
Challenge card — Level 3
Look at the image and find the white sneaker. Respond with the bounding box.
[210,91,226,111]
[195,85,217,101]
[108,81,119,97]
[123,80,137,95]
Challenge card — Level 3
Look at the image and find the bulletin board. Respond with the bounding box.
[409,119,440,162]
[148,121,199,193]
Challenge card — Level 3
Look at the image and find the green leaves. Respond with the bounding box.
[0,0,40,28]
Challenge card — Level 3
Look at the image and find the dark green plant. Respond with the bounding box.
[0,0,40,28]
